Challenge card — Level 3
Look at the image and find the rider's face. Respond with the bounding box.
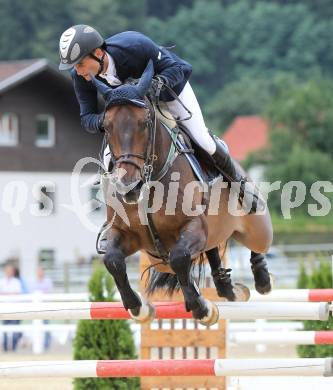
[74,50,101,80]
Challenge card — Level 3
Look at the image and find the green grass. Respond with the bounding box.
[271,212,333,233]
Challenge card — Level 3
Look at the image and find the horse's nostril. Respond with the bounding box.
[127,180,143,194]
[122,180,143,205]
[116,179,142,195]
[135,181,143,191]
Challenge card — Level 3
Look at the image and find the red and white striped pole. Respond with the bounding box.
[0,301,330,321]
[0,358,331,378]
[250,289,333,302]
[229,331,333,345]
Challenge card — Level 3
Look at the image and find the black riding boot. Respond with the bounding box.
[250,252,271,294]
[211,139,265,214]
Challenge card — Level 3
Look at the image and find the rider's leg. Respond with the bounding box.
[165,82,264,214]
[166,82,216,154]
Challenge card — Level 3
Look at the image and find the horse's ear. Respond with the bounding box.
[91,75,113,98]
[136,59,154,97]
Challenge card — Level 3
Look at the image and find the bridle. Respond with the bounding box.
[107,98,158,184]
[102,94,186,263]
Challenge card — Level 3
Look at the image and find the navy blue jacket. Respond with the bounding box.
[71,31,192,133]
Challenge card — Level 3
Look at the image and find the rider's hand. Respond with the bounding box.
[150,75,168,97]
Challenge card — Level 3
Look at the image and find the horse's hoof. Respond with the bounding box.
[233,282,251,301]
[255,273,274,295]
[198,300,219,326]
[129,302,155,323]
[213,268,236,301]
[216,288,236,301]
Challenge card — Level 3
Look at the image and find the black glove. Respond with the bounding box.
[98,113,105,133]
[150,75,168,98]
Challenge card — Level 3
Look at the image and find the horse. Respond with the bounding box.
[92,60,273,325]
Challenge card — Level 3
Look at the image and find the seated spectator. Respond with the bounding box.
[30,266,53,294]
[0,262,23,352]
[30,266,54,350]
[14,266,29,294]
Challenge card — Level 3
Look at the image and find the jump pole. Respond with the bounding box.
[249,289,333,302]
[0,358,332,378]
[0,301,330,321]
[0,289,331,303]
[229,331,333,346]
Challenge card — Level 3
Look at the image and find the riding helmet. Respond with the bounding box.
[58,24,104,70]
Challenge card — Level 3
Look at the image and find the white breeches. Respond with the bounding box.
[165,82,217,155]
[103,82,228,170]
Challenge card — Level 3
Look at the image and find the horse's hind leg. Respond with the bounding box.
[206,247,236,301]
[206,248,234,300]
[169,218,219,326]
[103,231,154,322]
[250,251,272,294]
[206,247,250,301]
[233,210,273,295]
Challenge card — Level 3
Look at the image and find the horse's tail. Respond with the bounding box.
[145,253,206,296]
[146,270,179,296]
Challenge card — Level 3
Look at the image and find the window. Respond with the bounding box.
[38,249,55,267]
[35,114,55,147]
[0,113,19,146]
[38,184,56,214]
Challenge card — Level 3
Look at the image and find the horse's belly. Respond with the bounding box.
[204,187,243,249]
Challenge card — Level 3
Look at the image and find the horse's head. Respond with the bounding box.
[92,61,155,204]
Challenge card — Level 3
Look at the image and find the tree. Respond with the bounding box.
[0,0,148,62]
[205,72,298,132]
[265,140,333,215]
[0,0,74,60]
[222,2,333,82]
[266,78,333,155]
[297,261,333,358]
[144,0,226,101]
[73,265,139,390]
[146,0,194,18]
[261,75,333,215]
[70,0,147,36]
[247,0,333,20]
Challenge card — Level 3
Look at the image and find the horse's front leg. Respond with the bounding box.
[169,217,219,326]
[103,230,154,322]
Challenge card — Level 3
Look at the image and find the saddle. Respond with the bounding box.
[156,102,222,186]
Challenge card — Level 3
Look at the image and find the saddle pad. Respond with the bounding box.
[155,102,177,129]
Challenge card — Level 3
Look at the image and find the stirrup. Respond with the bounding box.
[238,178,265,214]
[211,138,266,214]
[96,221,109,254]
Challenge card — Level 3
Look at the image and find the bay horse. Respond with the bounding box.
[92,61,273,325]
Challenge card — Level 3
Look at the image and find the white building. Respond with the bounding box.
[0,59,105,282]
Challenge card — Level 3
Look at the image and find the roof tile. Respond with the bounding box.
[0,59,41,82]
[222,115,269,161]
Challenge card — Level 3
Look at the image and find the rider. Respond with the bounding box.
[58,25,262,214]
